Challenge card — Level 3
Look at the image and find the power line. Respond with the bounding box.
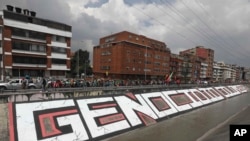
[177,0,247,62]
[124,0,248,65]
[124,0,198,46]
[147,0,243,61]
[194,0,250,57]
[157,0,234,51]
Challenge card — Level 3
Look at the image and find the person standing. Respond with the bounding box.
[42,77,47,91]
[22,78,26,89]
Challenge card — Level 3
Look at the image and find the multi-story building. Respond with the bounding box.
[244,68,250,80]
[222,65,232,82]
[200,62,208,80]
[170,53,183,79]
[180,46,214,80]
[235,67,244,82]
[213,62,238,83]
[179,53,204,83]
[213,61,223,82]
[0,5,72,80]
[93,31,171,80]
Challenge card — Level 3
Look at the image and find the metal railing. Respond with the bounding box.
[1,83,248,103]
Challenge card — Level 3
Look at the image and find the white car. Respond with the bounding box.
[0,79,41,91]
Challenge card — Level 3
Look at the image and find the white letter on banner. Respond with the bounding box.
[15,100,89,141]
[114,94,158,127]
[77,97,130,138]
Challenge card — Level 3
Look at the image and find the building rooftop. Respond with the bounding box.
[1,5,71,32]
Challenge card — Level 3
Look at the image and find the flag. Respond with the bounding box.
[165,72,173,82]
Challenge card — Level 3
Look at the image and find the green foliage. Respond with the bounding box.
[70,49,93,78]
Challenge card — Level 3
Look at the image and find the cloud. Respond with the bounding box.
[84,0,109,8]
[1,0,250,67]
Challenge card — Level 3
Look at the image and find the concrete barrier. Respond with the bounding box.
[4,85,248,141]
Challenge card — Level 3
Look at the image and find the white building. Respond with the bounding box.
[200,62,208,80]
[0,5,72,80]
[213,61,223,82]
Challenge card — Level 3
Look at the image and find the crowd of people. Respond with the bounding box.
[36,75,183,90]
[19,74,227,92]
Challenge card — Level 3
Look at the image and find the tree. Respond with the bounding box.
[70,49,92,78]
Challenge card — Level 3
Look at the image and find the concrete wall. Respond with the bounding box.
[4,85,248,141]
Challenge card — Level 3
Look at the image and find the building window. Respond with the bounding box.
[52,35,65,42]
[51,46,66,53]
[155,55,161,59]
[13,56,46,64]
[12,41,46,53]
[12,27,46,40]
[105,37,115,42]
[100,66,110,70]
[154,62,161,66]
[101,51,111,55]
[51,70,65,76]
[52,59,66,64]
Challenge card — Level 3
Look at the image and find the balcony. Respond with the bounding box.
[201,68,207,71]
[12,63,46,68]
[12,41,46,55]
[51,41,68,48]
[51,52,67,59]
[12,28,46,43]
[12,49,46,56]
[12,35,46,43]
[49,64,69,70]
[201,63,208,66]
[200,75,206,78]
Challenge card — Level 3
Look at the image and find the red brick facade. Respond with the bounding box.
[0,9,71,80]
[180,46,214,80]
[93,31,170,80]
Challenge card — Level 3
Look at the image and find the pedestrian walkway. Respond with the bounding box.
[0,104,9,141]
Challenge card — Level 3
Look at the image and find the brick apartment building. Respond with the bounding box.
[170,53,183,79]
[0,5,72,80]
[180,46,214,81]
[180,53,206,83]
[93,31,171,80]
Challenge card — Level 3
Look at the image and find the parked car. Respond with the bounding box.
[0,79,41,91]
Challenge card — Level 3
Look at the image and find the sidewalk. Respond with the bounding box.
[0,104,9,141]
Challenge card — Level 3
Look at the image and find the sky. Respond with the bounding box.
[1,0,250,67]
